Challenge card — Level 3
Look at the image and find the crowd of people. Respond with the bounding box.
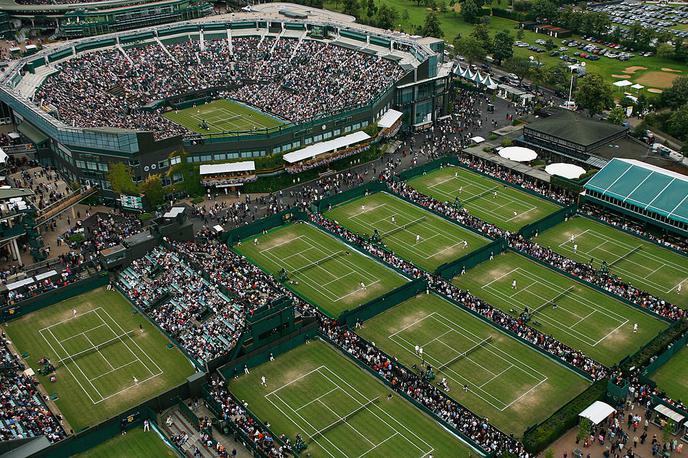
[61,211,145,255]
[0,333,65,443]
[36,36,404,139]
[7,166,71,211]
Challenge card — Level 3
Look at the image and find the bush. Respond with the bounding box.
[191,196,205,204]
[138,212,153,222]
[488,133,498,141]
[501,137,513,147]
[522,380,607,454]
[67,233,85,245]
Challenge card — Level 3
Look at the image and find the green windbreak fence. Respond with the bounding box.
[436,238,508,279]
[396,155,459,181]
[223,209,307,244]
[607,379,630,404]
[643,332,688,377]
[314,181,387,212]
[338,278,427,326]
[1,272,109,323]
[519,204,578,238]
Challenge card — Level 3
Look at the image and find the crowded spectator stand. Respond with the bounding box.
[199,162,257,188]
[283,131,372,174]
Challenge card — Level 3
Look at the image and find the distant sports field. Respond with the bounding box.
[3,288,196,431]
[324,192,490,271]
[536,216,688,305]
[651,344,688,402]
[406,166,561,232]
[164,99,286,135]
[75,426,177,458]
[229,340,477,458]
[453,252,668,365]
[356,293,590,435]
[235,222,408,318]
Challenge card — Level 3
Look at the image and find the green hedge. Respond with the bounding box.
[522,379,607,454]
[620,319,688,372]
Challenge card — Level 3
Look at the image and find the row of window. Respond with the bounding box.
[75,160,109,172]
[587,189,688,231]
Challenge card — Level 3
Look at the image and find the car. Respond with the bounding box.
[588,55,600,60]
[549,50,561,57]
[559,46,569,51]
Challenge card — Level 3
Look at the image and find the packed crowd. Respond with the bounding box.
[61,211,145,254]
[36,37,404,139]
[117,246,246,363]
[2,257,89,305]
[579,203,688,255]
[0,334,65,443]
[7,166,71,211]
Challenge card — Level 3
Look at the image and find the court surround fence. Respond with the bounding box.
[338,278,427,326]
[312,181,387,213]
[519,204,578,238]
[222,209,308,245]
[436,238,508,279]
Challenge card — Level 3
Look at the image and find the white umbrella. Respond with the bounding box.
[499,146,537,162]
[631,83,644,90]
[545,162,586,179]
[613,80,632,88]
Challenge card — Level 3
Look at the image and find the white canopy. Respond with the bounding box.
[545,163,586,179]
[199,161,255,176]
[469,136,485,144]
[283,131,370,164]
[0,148,7,164]
[613,80,633,87]
[631,83,645,90]
[6,277,34,291]
[212,225,224,233]
[654,404,685,424]
[499,146,538,162]
[163,207,185,218]
[34,270,58,281]
[377,109,403,129]
[580,401,616,425]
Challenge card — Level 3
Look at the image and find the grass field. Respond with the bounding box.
[535,216,688,305]
[164,98,286,135]
[229,340,478,457]
[3,288,196,431]
[651,344,688,403]
[356,293,590,436]
[324,192,490,271]
[406,166,561,232]
[235,222,408,317]
[452,252,668,366]
[75,426,178,458]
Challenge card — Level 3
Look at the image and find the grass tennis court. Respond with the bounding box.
[356,293,590,435]
[535,216,688,305]
[651,344,688,403]
[75,426,177,458]
[3,288,196,431]
[324,192,490,271]
[235,222,408,318]
[164,98,286,135]
[229,340,477,458]
[406,166,561,232]
[452,252,668,366]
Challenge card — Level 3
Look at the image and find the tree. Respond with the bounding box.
[461,0,481,24]
[656,43,674,59]
[471,23,492,51]
[661,75,688,109]
[366,0,377,19]
[376,4,398,30]
[401,9,410,26]
[544,38,556,51]
[342,0,360,17]
[531,0,557,21]
[607,106,626,125]
[139,174,165,209]
[455,35,487,63]
[505,56,532,84]
[575,73,614,116]
[107,162,137,195]
[576,418,592,444]
[666,104,688,141]
[421,11,443,38]
[492,30,514,65]
[516,28,525,40]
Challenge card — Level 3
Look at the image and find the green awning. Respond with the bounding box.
[17,121,49,146]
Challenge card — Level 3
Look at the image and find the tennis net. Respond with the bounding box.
[290,251,346,276]
[610,245,642,267]
[380,216,426,238]
[531,286,575,316]
[464,186,499,204]
[309,396,380,441]
[57,330,136,366]
[438,336,492,370]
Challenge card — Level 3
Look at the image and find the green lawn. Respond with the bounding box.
[3,288,196,432]
[356,293,590,436]
[235,222,408,318]
[324,191,490,271]
[75,426,178,458]
[229,340,479,457]
[651,344,688,403]
[406,166,561,232]
[452,251,668,366]
[535,216,688,306]
[164,98,286,135]
[323,0,688,88]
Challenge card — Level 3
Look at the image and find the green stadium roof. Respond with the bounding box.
[584,158,688,225]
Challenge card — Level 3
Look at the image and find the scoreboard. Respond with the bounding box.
[121,194,143,211]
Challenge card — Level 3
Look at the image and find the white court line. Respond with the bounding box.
[259,235,305,253]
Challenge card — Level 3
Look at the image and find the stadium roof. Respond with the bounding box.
[377,109,403,129]
[525,110,627,147]
[199,161,256,175]
[283,131,370,164]
[584,158,688,225]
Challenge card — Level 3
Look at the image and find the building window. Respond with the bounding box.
[170,156,181,166]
